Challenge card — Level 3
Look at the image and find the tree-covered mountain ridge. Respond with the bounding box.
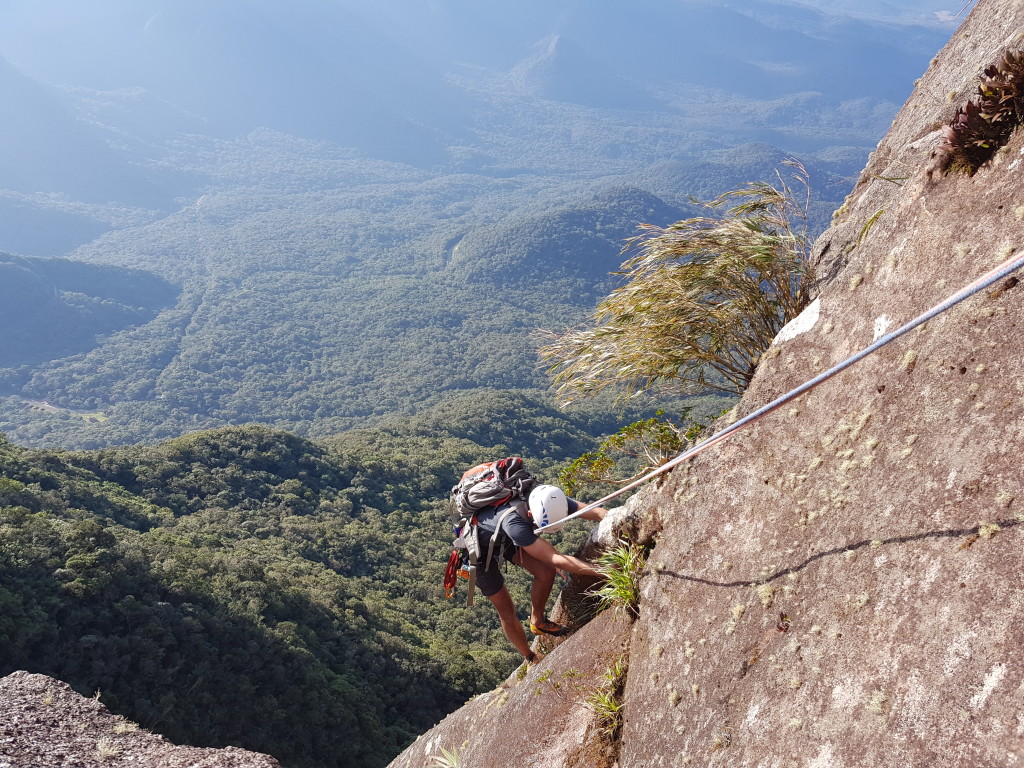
[388,2,1024,766]
[1,422,439,768]
[0,146,846,450]
[0,386,732,768]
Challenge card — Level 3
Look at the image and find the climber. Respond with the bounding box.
[475,484,607,663]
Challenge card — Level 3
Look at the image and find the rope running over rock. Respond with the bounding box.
[537,251,1024,532]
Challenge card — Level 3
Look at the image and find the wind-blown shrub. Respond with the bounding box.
[539,163,813,402]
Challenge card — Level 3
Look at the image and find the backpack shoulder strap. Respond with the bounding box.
[484,506,517,572]
[483,501,529,571]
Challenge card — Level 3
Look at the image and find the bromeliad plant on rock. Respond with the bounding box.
[591,537,647,619]
[940,49,1024,175]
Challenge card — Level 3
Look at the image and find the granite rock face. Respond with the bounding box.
[0,671,281,768]
[390,1,1024,766]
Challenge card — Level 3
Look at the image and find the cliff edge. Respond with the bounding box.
[0,671,280,768]
[390,1,1024,766]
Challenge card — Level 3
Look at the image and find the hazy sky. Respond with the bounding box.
[0,0,963,87]
[0,0,960,177]
[770,0,969,24]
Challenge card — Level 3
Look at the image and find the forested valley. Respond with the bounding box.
[0,388,731,768]
[0,140,849,449]
[0,1,952,449]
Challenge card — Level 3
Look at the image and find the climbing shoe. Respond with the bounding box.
[530,618,570,637]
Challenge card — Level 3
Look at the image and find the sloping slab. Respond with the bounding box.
[620,1,1024,765]
[389,611,632,768]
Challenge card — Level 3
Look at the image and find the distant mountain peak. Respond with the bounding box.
[511,33,664,111]
[534,32,562,56]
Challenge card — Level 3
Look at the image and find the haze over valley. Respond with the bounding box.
[0,0,957,449]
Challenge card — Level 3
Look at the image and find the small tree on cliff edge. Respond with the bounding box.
[539,161,814,403]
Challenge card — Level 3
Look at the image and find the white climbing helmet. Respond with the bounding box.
[528,484,569,533]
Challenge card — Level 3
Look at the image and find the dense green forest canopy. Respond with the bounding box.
[0,144,853,449]
[0,389,731,767]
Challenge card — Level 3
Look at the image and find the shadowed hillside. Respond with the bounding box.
[0,253,179,367]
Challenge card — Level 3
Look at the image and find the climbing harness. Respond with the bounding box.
[537,251,1024,532]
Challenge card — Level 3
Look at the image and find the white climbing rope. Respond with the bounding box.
[537,250,1024,532]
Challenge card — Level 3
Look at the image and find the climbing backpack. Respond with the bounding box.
[449,457,535,522]
[444,458,536,605]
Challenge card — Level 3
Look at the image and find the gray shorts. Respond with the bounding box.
[474,498,579,597]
